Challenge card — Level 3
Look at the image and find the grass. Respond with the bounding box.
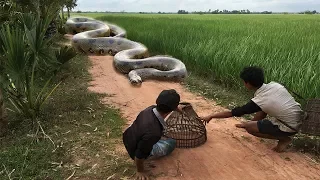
[0,54,135,179]
[71,13,320,157]
[1,14,318,179]
[72,13,320,102]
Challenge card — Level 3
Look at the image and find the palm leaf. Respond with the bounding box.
[55,46,77,65]
[0,24,28,89]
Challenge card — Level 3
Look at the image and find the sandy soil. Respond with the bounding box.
[87,55,320,180]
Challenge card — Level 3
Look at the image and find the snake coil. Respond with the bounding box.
[65,17,187,85]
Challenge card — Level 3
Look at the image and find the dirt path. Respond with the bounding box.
[87,55,320,180]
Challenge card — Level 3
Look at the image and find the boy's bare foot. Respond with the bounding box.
[272,137,292,152]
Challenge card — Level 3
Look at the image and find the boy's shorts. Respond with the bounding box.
[257,119,297,137]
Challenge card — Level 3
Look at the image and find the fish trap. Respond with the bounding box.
[164,102,207,148]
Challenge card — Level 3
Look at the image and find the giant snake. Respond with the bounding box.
[65,17,187,85]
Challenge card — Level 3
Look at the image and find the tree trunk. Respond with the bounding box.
[0,89,8,137]
[61,6,65,20]
[67,7,70,18]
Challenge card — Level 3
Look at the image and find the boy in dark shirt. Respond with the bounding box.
[123,89,181,180]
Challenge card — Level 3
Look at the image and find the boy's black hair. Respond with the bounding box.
[156,89,180,113]
[240,66,265,88]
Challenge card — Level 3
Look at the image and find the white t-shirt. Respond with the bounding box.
[251,82,303,132]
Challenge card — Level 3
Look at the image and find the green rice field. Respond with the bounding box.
[72,13,320,100]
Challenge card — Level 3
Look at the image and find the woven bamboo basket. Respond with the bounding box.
[164,102,207,148]
[301,99,320,136]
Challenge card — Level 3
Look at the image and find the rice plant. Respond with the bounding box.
[76,14,320,100]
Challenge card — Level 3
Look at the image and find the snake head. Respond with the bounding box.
[129,76,142,85]
[128,71,142,85]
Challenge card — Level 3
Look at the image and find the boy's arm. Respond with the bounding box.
[134,157,150,180]
[133,135,158,180]
[201,111,233,122]
[135,135,159,167]
[201,100,262,123]
[135,157,145,172]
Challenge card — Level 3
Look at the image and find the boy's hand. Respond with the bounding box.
[135,172,150,180]
[200,115,212,123]
[176,104,186,113]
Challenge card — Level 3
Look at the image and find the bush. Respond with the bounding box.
[0,13,76,121]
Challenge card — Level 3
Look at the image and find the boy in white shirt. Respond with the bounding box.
[202,66,302,152]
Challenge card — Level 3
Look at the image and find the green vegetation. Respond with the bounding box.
[0,0,79,123]
[0,55,134,179]
[72,13,320,156]
[0,1,134,179]
[1,7,319,178]
[73,13,320,102]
